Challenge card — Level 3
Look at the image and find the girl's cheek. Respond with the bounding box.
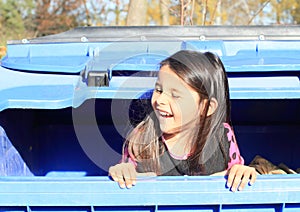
[151,96,156,109]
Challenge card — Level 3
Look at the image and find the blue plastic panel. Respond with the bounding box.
[0,65,299,111]
[1,42,177,73]
[0,175,299,211]
[1,36,300,112]
[183,40,300,72]
[3,40,300,73]
[1,43,95,73]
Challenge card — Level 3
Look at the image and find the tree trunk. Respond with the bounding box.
[126,0,148,25]
[160,0,170,25]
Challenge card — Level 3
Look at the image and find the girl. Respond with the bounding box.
[109,50,257,191]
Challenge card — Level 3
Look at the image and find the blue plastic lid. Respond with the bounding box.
[2,40,300,74]
[1,27,300,111]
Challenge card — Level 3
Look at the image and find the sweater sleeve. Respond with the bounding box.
[223,123,244,170]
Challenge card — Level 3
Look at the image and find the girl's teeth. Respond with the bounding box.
[160,111,172,117]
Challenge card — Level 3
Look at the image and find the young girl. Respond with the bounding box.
[109,50,257,191]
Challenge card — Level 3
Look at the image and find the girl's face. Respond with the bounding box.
[151,65,201,134]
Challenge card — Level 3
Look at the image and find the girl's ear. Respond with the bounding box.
[207,97,218,116]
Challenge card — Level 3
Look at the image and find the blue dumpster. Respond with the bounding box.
[0,26,299,211]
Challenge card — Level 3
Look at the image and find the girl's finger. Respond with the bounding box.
[129,165,137,185]
[109,172,119,182]
[237,171,251,191]
[226,166,237,188]
[249,169,258,186]
[113,168,125,188]
[230,169,243,192]
[108,167,119,182]
[122,165,136,188]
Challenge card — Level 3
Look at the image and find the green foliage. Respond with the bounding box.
[0,0,25,44]
[0,0,300,46]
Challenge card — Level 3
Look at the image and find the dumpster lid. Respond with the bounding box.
[7,26,300,44]
[2,30,300,74]
[1,26,300,111]
[2,26,300,74]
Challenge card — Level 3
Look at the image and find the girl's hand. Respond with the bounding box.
[227,164,257,192]
[109,163,157,189]
[109,163,137,189]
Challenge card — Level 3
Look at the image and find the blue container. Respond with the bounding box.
[0,26,299,211]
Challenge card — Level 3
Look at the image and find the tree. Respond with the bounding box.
[160,0,170,25]
[270,0,298,24]
[1,0,300,47]
[291,2,300,24]
[126,0,148,25]
[0,0,28,44]
[33,0,83,37]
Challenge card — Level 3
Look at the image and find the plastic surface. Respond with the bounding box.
[0,26,300,211]
[0,175,299,211]
[1,39,300,111]
[0,126,33,176]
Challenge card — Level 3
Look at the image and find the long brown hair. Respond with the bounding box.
[124,50,231,175]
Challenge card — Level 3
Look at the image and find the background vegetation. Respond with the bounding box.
[0,0,299,56]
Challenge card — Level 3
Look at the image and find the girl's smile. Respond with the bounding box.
[157,109,173,118]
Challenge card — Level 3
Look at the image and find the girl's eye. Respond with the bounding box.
[155,88,162,94]
[171,93,180,99]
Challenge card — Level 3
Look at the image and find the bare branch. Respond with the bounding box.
[189,0,195,25]
[202,0,208,25]
[209,0,221,25]
[247,0,271,25]
[181,0,184,25]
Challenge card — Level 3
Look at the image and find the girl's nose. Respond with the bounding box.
[155,92,170,105]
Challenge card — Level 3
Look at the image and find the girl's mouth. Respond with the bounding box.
[159,111,173,118]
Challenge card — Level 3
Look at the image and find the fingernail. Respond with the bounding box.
[132,180,136,185]
[127,184,132,189]
[119,183,125,189]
